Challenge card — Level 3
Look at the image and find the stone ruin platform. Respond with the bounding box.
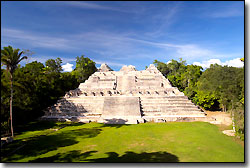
[41,64,207,124]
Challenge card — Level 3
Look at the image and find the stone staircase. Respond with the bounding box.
[140,96,205,122]
[43,96,105,122]
[42,63,209,124]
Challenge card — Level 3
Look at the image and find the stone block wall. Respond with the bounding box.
[41,64,208,124]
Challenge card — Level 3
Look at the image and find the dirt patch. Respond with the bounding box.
[222,130,235,136]
[205,111,232,126]
[130,142,145,148]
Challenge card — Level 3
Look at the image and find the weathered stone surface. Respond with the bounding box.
[102,97,141,117]
[98,63,113,72]
[120,65,137,72]
[42,64,207,124]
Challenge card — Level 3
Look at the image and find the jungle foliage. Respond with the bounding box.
[1,48,97,136]
[1,45,244,139]
[154,58,244,137]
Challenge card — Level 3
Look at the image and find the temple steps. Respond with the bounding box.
[142,112,203,116]
[141,102,195,105]
[142,109,201,112]
[140,96,204,117]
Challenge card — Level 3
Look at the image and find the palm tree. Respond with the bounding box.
[1,46,27,137]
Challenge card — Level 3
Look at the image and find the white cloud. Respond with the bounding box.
[62,63,74,72]
[166,60,172,64]
[202,2,243,18]
[2,28,243,69]
[193,58,243,69]
[53,1,133,13]
[27,56,76,64]
[174,44,213,58]
[1,28,73,50]
[147,2,182,37]
[224,58,244,67]
[209,5,243,18]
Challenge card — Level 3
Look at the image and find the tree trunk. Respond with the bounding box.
[10,74,14,137]
[231,101,236,133]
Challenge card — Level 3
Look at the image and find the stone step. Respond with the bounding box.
[140,99,191,102]
[143,113,161,116]
[142,104,195,107]
[141,103,196,108]
[52,109,101,113]
[66,102,102,105]
[141,106,200,109]
[141,110,202,114]
[50,106,102,112]
[143,112,205,116]
[55,104,102,109]
[141,107,200,111]
[48,112,102,116]
[161,111,204,114]
[141,101,195,105]
[142,110,202,113]
[56,105,103,109]
[67,100,104,103]
[141,100,192,104]
[141,104,199,109]
[140,96,188,99]
[140,99,190,101]
[141,109,201,113]
[66,97,105,101]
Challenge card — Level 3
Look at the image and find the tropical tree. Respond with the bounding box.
[153,60,169,77]
[45,58,63,73]
[1,46,27,137]
[72,55,97,83]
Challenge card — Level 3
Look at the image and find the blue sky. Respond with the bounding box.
[1,1,244,71]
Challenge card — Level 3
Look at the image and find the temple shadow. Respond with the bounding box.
[104,118,127,124]
[30,150,179,162]
[86,151,179,162]
[100,118,132,128]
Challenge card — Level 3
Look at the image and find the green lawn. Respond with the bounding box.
[1,121,244,162]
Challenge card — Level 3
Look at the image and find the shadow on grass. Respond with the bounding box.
[14,120,84,135]
[87,151,179,162]
[1,128,101,162]
[98,119,133,128]
[31,150,98,162]
[30,150,179,162]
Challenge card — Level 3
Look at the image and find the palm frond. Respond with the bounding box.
[17,56,28,64]
[1,46,27,74]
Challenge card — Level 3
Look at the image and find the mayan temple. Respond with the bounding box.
[42,64,207,124]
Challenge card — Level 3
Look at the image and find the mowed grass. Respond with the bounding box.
[1,121,244,162]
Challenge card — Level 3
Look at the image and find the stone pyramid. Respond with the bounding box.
[41,64,207,124]
[98,63,113,72]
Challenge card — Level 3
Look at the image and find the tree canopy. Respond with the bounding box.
[72,55,97,83]
[1,48,97,137]
[154,58,244,138]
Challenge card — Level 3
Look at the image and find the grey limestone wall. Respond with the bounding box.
[102,97,141,118]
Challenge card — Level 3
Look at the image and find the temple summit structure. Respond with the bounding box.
[41,64,207,124]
